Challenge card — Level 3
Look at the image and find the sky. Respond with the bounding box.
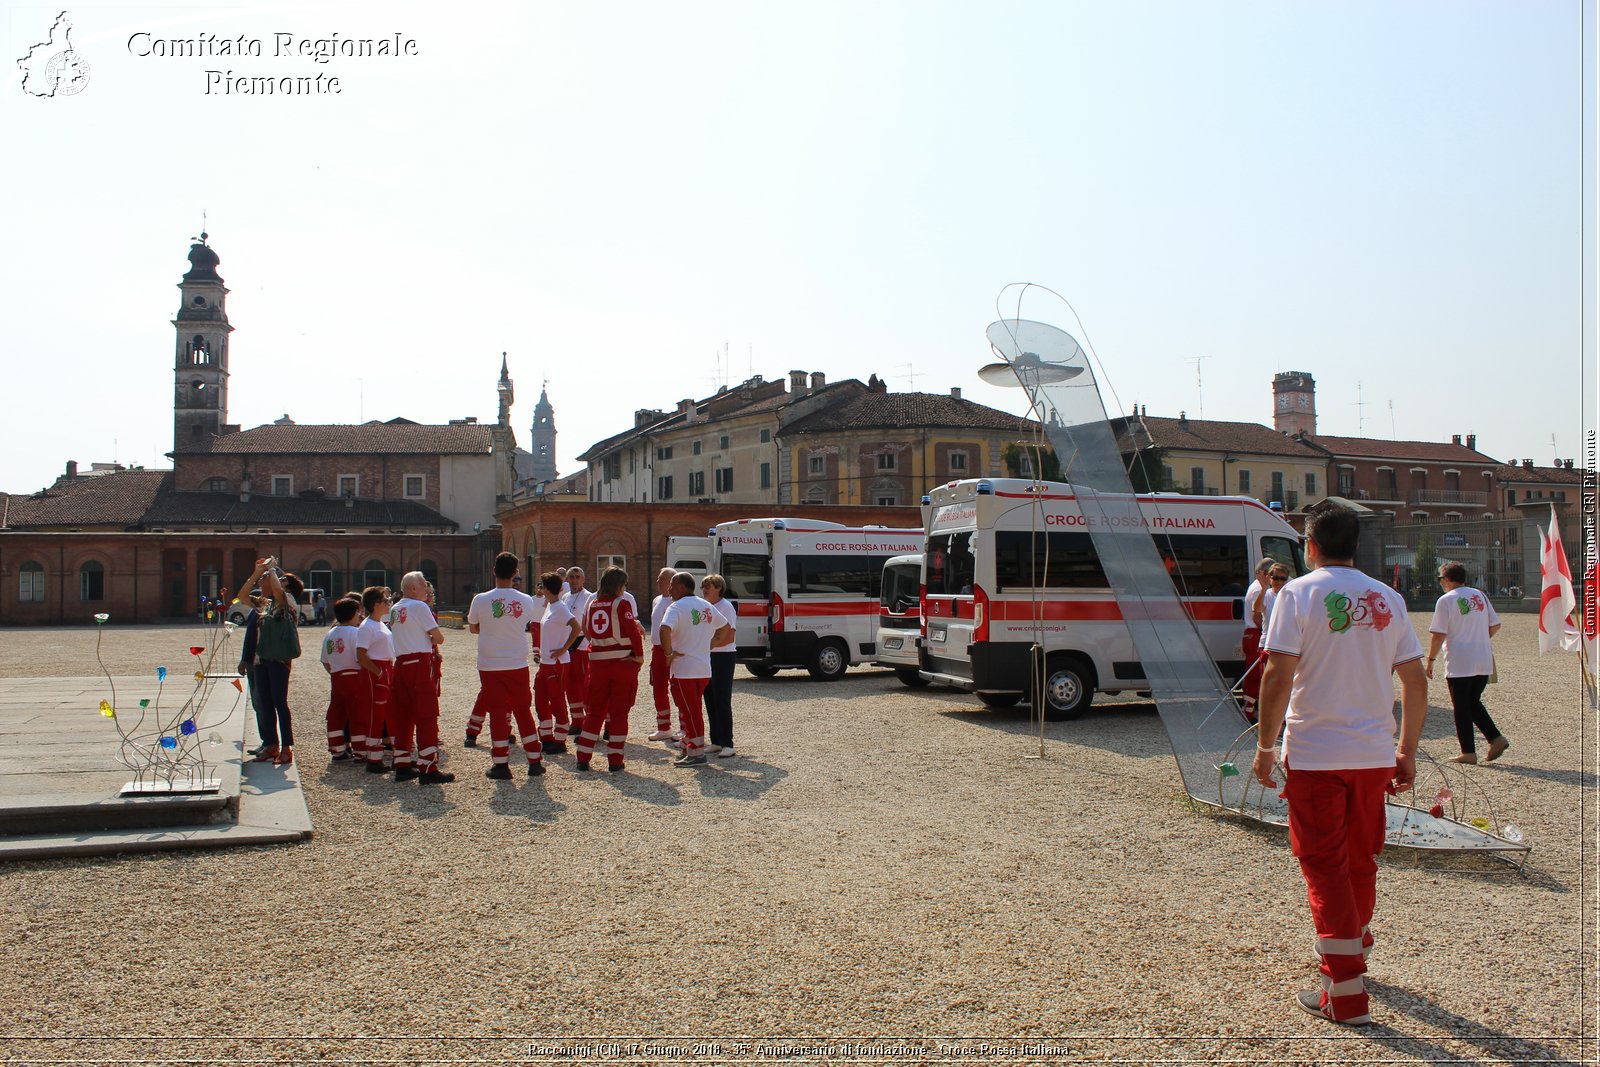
[1,0,1595,494]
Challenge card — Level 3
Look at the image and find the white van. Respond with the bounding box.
[712,518,924,680]
[875,554,925,687]
[919,478,1303,718]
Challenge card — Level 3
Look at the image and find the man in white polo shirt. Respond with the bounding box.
[660,571,733,767]
[1426,560,1506,764]
[468,552,544,779]
[1255,500,1427,1027]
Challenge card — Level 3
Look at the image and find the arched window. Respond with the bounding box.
[362,559,389,589]
[79,560,105,602]
[190,335,209,365]
[306,562,335,598]
[18,561,44,603]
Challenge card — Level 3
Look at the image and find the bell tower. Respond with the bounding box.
[529,382,558,483]
[172,233,233,452]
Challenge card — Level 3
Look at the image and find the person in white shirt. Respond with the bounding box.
[1426,561,1506,765]
[319,597,364,762]
[1260,563,1290,632]
[660,571,734,767]
[561,566,595,737]
[1256,500,1427,1027]
[647,567,676,740]
[468,552,545,779]
[356,586,396,773]
[387,571,454,784]
[700,574,740,757]
[1239,558,1275,719]
[533,571,582,752]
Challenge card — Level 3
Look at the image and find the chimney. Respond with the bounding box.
[1523,459,1534,469]
[65,460,78,479]
[635,408,664,428]
[344,492,354,508]
[790,370,807,394]
[1451,434,1461,446]
[1566,459,1575,469]
[679,398,697,424]
[1179,411,1189,429]
[950,387,962,400]
[240,477,252,503]
[1466,434,1476,450]
[810,371,826,391]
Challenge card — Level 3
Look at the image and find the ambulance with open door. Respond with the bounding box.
[919,478,1304,718]
[712,518,924,680]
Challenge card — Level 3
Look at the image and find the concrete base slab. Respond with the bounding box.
[0,676,312,858]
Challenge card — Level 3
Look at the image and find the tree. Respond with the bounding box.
[1002,441,1061,482]
[1125,447,1167,493]
[1412,531,1438,602]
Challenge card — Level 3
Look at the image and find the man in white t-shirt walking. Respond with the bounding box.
[1256,500,1427,1027]
[660,571,733,767]
[1426,561,1506,765]
[468,552,545,779]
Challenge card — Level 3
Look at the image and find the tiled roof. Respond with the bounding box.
[1111,415,1325,459]
[209,422,493,455]
[1495,463,1582,486]
[780,391,1035,435]
[1300,434,1499,464]
[1,470,170,529]
[138,492,457,530]
[579,379,811,461]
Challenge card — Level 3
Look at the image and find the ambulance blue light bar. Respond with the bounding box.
[975,481,994,495]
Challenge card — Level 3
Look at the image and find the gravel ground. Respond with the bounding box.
[0,614,1594,1066]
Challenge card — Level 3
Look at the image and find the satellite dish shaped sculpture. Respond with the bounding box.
[984,314,1529,863]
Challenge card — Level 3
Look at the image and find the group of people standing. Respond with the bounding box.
[292,553,741,784]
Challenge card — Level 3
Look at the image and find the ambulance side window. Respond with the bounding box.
[925,533,973,595]
[1260,535,1305,577]
[1161,534,1249,596]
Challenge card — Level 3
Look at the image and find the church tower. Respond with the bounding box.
[171,234,233,453]
[529,384,558,483]
[490,353,519,501]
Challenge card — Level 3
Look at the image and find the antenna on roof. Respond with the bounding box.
[1187,355,1209,418]
[897,363,917,389]
[1353,381,1367,436]
[1552,432,1559,463]
[1388,399,1395,439]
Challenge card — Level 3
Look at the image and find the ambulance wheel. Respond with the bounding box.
[1041,654,1094,721]
[895,668,928,687]
[807,640,849,681]
[978,692,1022,708]
[746,664,780,679]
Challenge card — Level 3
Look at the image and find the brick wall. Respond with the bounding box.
[174,453,444,510]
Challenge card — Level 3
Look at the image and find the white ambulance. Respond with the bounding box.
[711,518,924,680]
[875,554,926,687]
[919,478,1304,719]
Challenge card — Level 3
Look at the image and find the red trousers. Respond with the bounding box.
[564,649,591,723]
[649,645,672,728]
[578,660,641,767]
[360,661,393,765]
[393,653,443,772]
[325,670,365,755]
[669,675,710,754]
[535,662,569,742]
[466,687,488,739]
[478,668,541,766]
[1286,765,1390,1022]
[1240,627,1264,708]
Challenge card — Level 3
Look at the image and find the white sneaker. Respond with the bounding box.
[717,747,736,758]
[647,729,675,741]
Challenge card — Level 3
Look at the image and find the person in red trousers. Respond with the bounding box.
[387,571,455,785]
[533,571,582,752]
[1255,501,1427,1027]
[467,552,544,779]
[319,597,365,761]
[660,571,733,768]
[576,567,644,772]
[1237,558,1274,719]
[356,585,395,775]
[646,566,676,740]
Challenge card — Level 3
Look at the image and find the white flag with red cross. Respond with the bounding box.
[1538,510,1580,654]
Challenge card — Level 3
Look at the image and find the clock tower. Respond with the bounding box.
[171,234,233,453]
[1272,371,1316,436]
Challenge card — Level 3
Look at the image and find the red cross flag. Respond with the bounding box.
[1538,510,1580,654]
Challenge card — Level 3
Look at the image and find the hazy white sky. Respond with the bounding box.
[2,0,1594,493]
